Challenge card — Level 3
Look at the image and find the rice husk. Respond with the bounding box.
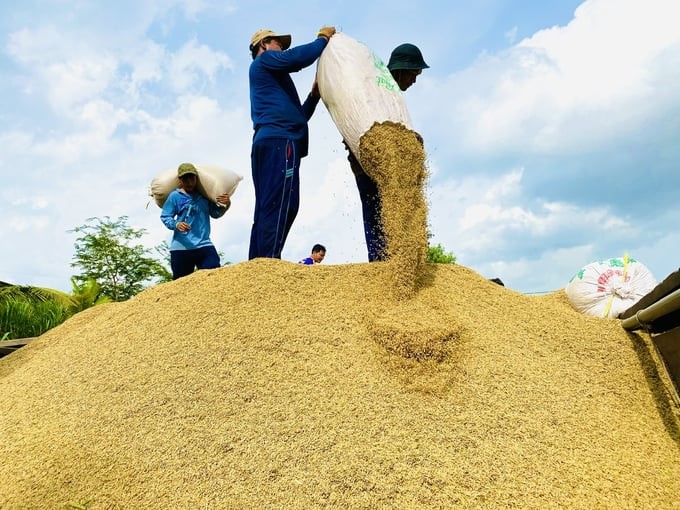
[359,121,429,299]
[1,260,679,508]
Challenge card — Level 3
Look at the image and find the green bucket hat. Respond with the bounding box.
[387,43,430,71]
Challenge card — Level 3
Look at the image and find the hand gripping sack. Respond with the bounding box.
[316,32,413,162]
[149,164,243,208]
[565,255,657,318]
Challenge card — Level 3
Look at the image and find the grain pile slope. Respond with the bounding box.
[1,259,679,509]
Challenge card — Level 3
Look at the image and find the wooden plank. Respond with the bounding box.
[0,337,37,348]
[0,345,20,357]
[0,337,37,358]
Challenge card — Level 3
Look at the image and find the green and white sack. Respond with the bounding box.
[149,164,243,208]
[317,32,412,162]
[565,255,657,318]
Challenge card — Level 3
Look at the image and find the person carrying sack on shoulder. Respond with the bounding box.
[161,163,231,280]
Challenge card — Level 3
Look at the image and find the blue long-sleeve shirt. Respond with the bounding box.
[249,37,327,157]
[161,189,226,251]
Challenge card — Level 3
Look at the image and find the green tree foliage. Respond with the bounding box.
[427,243,457,264]
[69,277,112,313]
[153,242,173,284]
[70,216,171,301]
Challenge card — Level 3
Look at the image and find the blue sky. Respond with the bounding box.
[1,0,678,294]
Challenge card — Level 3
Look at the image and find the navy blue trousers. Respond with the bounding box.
[170,246,220,280]
[355,171,386,262]
[249,138,301,259]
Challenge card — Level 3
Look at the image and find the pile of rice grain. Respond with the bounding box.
[359,121,429,299]
[1,260,679,509]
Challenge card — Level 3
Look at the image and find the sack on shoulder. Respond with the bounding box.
[150,164,243,208]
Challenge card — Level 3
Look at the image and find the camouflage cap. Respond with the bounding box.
[177,163,198,177]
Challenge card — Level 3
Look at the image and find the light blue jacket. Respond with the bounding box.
[161,189,226,251]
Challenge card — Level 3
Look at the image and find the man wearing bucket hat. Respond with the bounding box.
[160,163,231,280]
[345,43,429,262]
[248,25,336,260]
[387,43,429,92]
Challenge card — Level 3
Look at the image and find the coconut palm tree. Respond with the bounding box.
[0,279,110,341]
[0,283,72,340]
[0,281,73,306]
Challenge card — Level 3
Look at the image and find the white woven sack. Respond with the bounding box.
[317,32,412,161]
[149,164,243,208]
[565,255,657,318]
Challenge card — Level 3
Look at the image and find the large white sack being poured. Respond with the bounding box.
[317,32,412,162]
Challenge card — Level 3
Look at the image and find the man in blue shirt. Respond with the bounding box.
[298,244,326,265]
[248,26,336,260]
[161,163,231,279]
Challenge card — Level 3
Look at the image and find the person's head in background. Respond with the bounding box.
[311,244,326,263]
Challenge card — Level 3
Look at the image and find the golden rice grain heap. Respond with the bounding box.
[359,121,430,299]
[1,260,678,509]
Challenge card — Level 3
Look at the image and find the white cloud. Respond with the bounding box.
[0,131,34,158]
[127,94,239,151]
[422,0,680,154]
[481,167,522,200]
[177,0,238,19]
[6,214,50,234]
[45,57,119,110]
[168,38,233,92]
[30,117,121,165]
[6,27,66,64]
[517,0,678,105]
[123,40,166,99]
[9,197,48,210]
[78,100,131,133]
[429,167,629,261]
[7,25,233,115]
[477,244,599,293]
[7,27,119,111]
